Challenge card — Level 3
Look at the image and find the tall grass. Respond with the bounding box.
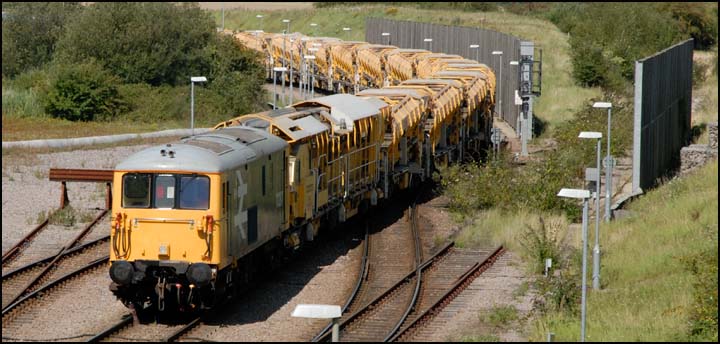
[534,161,718,341]
[1,85,46,119]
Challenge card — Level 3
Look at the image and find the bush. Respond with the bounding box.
[44,61,124,122]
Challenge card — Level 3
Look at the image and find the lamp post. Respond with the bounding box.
[305,52,317,98]
[509,60,520,136]
[304,55,316,100]
[272,67,287,109]
[310,22,318,37]
[292,304,342,342]
[579,131,603,290]
[190,76,207,136]
[424,38,433,52]
[557,188,591,343]
[382,32,390,45]
[593,102,613,222]
[300,37,310,99]
[469,44,479,62]
[492,50,504,119]
[256,14,263,32]
[283,20,293,105]
[343,27,351,39]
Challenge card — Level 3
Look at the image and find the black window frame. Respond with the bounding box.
[121,172,210,210]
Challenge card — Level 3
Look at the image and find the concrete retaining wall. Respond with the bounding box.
[2,128,212,150]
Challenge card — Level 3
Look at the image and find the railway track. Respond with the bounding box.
[1,210,109,312]
[1,205,68,268]
[316,242,505,342]
[2,256,109,325]
[88,314,202,342]
[309,189,507,342]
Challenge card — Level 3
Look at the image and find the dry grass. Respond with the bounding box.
[692,50,718,145]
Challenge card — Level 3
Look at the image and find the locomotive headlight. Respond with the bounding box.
[110,261,134,285]
[187,263,212,287]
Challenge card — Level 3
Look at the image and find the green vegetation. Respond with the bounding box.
[485,305,520,328]
[2,2,267,140]
[546,2,717,91]
[55,2,214,86]
[535,161,718,342]
[44,61,124,121]
[1,2,82,77]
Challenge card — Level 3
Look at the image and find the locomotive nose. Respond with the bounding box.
[110,261,134,285]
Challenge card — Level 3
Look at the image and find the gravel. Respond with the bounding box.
[1,145,153,257]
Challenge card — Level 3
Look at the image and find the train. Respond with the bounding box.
[108,29,496,316]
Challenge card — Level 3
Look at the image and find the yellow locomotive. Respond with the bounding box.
[108,30,496,315]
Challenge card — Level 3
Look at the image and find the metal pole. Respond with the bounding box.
[273,71,277,109]
[311,71,315,98]
[331,318,339,342]
[580,197,588,342]
[282,31,286,105]
[499,54,503,118]
[190,81,195,136]
[288,22,293,105]
[605,107,613,222]
[521,110,528,156]
[593,138,601,290]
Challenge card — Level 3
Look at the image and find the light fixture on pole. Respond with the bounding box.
[272,67,287,109]
[284,20,293,106]
[256,14,264,31]
[306,51,318,98]
[593,101,613,222]
[190,76,207,136]
[310,22,318,36]
[304,55,316,100]
[469,44,479,62]
[557,188,591,343]
[508,61,530,157]
[492,50,504,119]
[343,27,351,39]
[292,304,342,342]
[424,38,433,52]
[382,32,390,45]
[579,131,603,291]
[299,37,311,99]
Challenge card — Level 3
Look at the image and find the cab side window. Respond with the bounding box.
[122,173,151,208]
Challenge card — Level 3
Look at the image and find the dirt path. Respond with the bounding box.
[198,2,314,11]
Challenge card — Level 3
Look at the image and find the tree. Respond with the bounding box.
[1,2,82,77]
[55,2,215,86]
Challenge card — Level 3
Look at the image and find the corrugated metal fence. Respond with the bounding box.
[365,17,522,130]
[632,39,694,192]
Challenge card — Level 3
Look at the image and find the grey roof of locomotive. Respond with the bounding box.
[115,126,288,173]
